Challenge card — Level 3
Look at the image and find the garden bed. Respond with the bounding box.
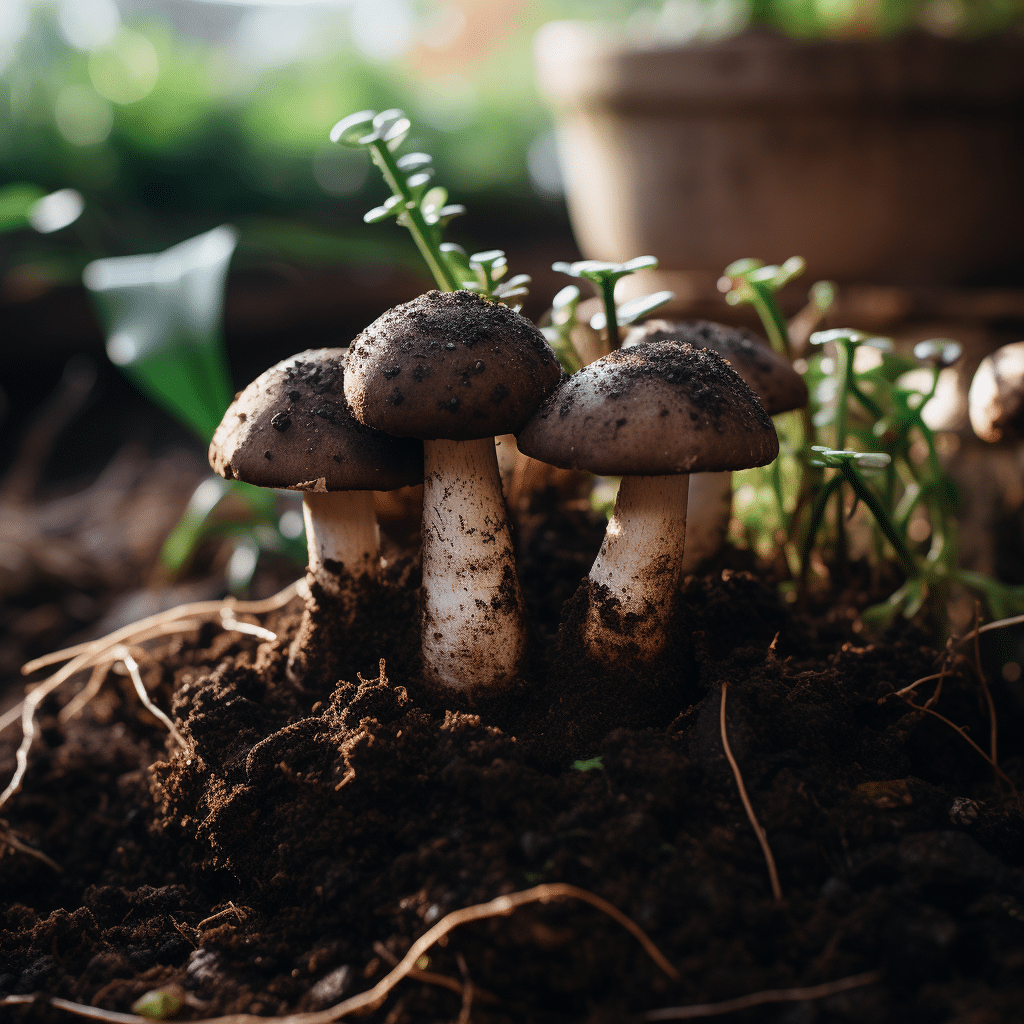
[3,487,1023,1023]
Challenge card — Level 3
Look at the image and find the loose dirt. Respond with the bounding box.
[2,494,1023,1023]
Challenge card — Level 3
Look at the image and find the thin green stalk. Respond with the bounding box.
[749,284,791,358]
[367,140,459,292]
[839,462,917,577]
[600,276,619,349]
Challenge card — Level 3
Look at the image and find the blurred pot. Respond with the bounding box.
[535,26,1024,287]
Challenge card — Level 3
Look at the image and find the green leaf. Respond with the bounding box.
[572,756,604,771]
[0,182,45,233]
[396,152,432,171]
[613,289,674,326]
[131,991,183,1021]
[364,205,397,224]
[329,109,377,147]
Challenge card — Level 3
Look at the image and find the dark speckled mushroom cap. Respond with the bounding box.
[624,320,807,417]
[209,349,423,492]
[344,290,562,441]
[517,341,779,476]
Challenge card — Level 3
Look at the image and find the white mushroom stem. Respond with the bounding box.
[301,489,380,596]
[586,473,690,660]
[421,437,526,692]
[679,471,733,574]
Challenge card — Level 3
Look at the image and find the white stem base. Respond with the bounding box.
[586,474,689,661]
[302,490,379,595]
[421,437,526,693]
[680,472,733,574]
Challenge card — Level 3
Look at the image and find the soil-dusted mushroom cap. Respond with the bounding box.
[344,290,562,440]
[625,319,807,417]
[968,341,1024,444]
[210,349,423,492]
[517,341,779,476]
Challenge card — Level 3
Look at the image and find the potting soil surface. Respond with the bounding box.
[3,496,1023,1023]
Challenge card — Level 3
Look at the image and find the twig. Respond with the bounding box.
[0,821,62,872]
[371,941,487,1004]
[642,970,882,1021]
[197,903,249,930]
[969,602,999,780]
[898,699,1016,793]
[115,648,188,751]
[957,610,1024,642]
[21,580,300,676]
[0,883,678,1024]
[59,662,111,723]
[719,682,783,903]
[922,649,948,711]
[891,672,942,700]
[455,953,474,1024]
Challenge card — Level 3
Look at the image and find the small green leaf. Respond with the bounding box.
[614,289,675,326]
[914,338,962,367]
[131,990,183,1020]
[330,110,377,147]
[723,257,763,277]
[396,152,432,171]
[552,284,580,313]
[364,205,397,224]
[620,254,658,272]
[572,756,604,771]
[420,186,448,214]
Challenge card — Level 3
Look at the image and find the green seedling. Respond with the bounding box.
[719,256,805,357]
[332,108,530,305]
[552,256,673,351]
[83,226,304,590]
[542,284,584,373]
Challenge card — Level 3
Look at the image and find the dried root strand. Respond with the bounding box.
[719,681,783,903]
[0,882,677,1023]
[642,969,883,1021]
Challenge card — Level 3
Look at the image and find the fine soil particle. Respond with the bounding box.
[3,499,1024,1023]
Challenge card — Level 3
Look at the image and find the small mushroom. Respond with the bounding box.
[624,320,806,571]
[209,349,423,683]
[344,290,562,694]
[968,341,1024,444]
[517,340,778,661]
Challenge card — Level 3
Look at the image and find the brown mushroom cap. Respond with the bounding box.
[624,319,807,416]
[517,341,779,476]
[968,341,1024,444]
[209,349,423,491]
[344,290,562,440]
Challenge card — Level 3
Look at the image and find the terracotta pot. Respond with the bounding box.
[535,27,1024,287]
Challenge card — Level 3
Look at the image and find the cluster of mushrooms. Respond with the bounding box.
[209,290,799,698]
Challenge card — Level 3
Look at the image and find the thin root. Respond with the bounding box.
[642,969,883,1021]
[720,681,783,903]
[0,882,678,1023]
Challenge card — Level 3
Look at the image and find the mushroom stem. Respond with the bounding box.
[302,489,380,595]
[421,437,526,692]
[586,473,690,660]
[680,471,732,574]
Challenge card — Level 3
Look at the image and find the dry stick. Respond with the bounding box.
[59,662,111,723]
[0,619,207,736]
[900,699,1016,792]
[719,682,783,903]
[455,952,474,1024]
[922,648,949,711]
[0,822,62,872]
[371,941,488,1004]
[116,648,188,751]
[969,602,999,780]
[20,580,301,675]
[641,969,883,1021]
[0,883,678,1024]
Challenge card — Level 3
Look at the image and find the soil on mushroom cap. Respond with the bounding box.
[3,497,1024,1023]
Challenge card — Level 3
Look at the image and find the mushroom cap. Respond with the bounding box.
[624,319,807,416]
[517,340,779,476]
[344,290,562,440]
[209,349,423,491]
[968,341,1024,443]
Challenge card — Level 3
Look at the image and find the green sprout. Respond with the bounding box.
[719,256,805,357]
[551,256,672,351]
[83,226,305,591]
[331,108,529,306]
[541,284,584,374]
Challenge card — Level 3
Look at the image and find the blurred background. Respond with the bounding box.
[2,0,1024,679]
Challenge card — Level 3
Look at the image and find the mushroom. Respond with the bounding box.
[624,319,807,571]
[968,341,1024,444]
[517,340,778,661]
[344,290,562,694]
[209,348,423,683]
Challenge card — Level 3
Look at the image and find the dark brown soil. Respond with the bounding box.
[3,494,1024,1023]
